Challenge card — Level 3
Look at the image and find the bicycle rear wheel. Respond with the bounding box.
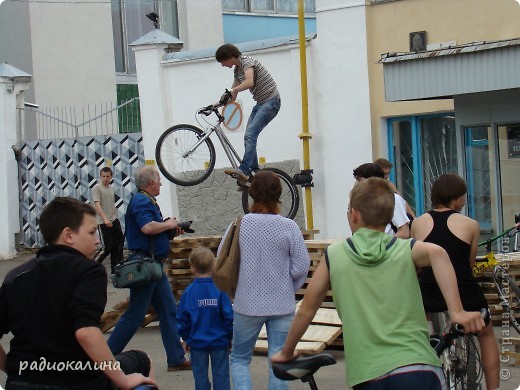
[494,266,520,335]
[241,167,300,220]
[155,124,216,186]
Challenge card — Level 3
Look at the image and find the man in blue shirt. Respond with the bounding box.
[108,165,191,371]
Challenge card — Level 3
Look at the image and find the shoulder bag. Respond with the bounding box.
[213,216,242,298]
[110,251,163,289]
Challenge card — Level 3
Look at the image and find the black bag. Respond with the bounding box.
[110,252,163,289]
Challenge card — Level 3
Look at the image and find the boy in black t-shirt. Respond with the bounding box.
[0,197,156,389]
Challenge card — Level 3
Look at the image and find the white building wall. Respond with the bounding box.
[309,0,373,238]
[28,0,117,107]
[135,0,373,239]
[0,77,30,259]
[177,0,224,51]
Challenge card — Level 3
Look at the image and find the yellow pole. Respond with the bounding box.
[297,0,314,230]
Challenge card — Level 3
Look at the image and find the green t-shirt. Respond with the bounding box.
[327,228,440,387]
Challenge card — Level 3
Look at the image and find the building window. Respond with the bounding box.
[387,113,456,216]
[112,0,179,74]
[222,0,315,14]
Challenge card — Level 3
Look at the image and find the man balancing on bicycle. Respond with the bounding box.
[272,178,485,389]
[411,173,500,390]
[215,43,281,185]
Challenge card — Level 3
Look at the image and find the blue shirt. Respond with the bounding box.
[125,192,170,259]
[177,277,233,350]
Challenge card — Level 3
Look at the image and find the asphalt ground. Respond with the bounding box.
[0,252,519,389]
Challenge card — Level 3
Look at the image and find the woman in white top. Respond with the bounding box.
[220,170,310,390]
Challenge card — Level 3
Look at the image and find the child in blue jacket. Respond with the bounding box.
[177,247,233,390]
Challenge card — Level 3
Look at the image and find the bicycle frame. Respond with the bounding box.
[213,123,242,171]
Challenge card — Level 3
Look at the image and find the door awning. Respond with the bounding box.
[378,38,520,102]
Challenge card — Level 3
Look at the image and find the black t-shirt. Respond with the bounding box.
[0,245,107,385]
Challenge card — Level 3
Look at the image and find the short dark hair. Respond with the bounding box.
[431,173,467,208]
[189,247,215,274]
[248,170,281,214]
[39,197,96,244]
[350,178,394,227]
[100,167,113,176]
[374,158,393,170]
[215,44,241,62]
[353,163,385,179]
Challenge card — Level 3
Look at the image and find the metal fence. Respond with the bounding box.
[19,98,141,141]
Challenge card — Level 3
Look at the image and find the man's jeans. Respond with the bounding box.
[191,348,230,390]
[239,95,281,175]
[107,271,186,367]
[230,312,293,390]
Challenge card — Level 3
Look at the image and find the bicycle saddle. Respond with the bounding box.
[272,353,337,381]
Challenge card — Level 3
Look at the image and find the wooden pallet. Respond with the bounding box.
[101,230,322,333]
[476,252,520,326]
[255,306,342,354]
[497,337,520,367]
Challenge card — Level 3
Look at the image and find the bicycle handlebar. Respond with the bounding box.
[477,225,519,248]
[197,89,233,117]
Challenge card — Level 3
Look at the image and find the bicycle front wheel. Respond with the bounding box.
[494,266,520,335]
[155,125,216,186]
[241,167,300,220]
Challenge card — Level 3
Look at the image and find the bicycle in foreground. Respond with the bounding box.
[430,311,484,389]
[155,91,300,219]
[473,224,520,334]
[271,322,482,390]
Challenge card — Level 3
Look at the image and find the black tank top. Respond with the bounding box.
[419,210,487,312]
[420,210,474,286]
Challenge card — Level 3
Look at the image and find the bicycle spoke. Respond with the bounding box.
[156,125,216,186]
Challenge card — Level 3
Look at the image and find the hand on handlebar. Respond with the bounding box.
[449,309,486,334]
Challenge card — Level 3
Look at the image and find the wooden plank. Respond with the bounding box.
[258,324,341,344]
[255,340,326,354]
[310,308,342,326]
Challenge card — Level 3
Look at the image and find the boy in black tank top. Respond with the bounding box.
[411,174,499,390]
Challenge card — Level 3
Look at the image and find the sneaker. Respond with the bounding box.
[224,169,249,185]
[167,359,192,371]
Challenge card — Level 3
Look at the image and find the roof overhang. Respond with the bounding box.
[379,38,520,102]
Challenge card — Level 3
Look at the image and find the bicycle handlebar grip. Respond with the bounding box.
[198,105,214,116]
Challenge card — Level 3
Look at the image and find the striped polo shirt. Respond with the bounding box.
[234,55,279,103]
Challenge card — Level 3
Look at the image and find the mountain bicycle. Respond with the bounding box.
[473,224,520,334]
[430,311,484,389]
[155,91,300,219]
[271,353,336,390]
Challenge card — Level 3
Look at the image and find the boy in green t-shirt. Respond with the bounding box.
[272,178,485,389]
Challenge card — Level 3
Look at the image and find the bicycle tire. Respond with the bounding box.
[241,167,300,220]
[454,335,480,389]
[494,266,520,335]
[155,124,216,186]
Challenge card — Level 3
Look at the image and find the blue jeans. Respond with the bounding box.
[239,95,281,174]
[353,364,446,390]
[191,348,230,390]
[230,312,293,390]
[107,271,186,367]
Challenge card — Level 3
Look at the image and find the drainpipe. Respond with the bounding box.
[296,0,314,230]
